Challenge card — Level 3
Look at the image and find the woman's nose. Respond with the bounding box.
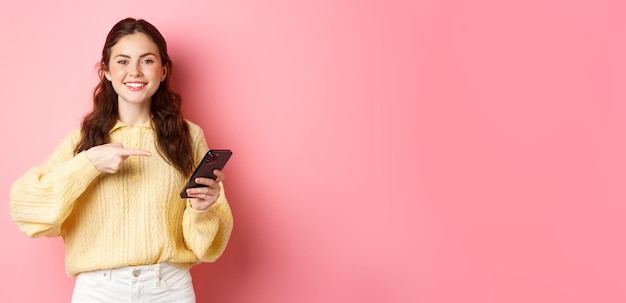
[128,62,143,76]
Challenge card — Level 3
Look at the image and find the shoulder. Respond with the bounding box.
[68,127,82,138]
[43,127,83,163]
[59,128,82,148]
[185,120,208,152]
[185,119,201,130]
[185,120,205,137]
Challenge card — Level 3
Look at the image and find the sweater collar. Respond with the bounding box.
[109,119,153,134]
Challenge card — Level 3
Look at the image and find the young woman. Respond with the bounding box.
[9,18,233,302]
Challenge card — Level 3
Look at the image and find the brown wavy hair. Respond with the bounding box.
[74,17,194,176]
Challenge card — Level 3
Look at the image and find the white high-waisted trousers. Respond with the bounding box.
[71,263,196,303]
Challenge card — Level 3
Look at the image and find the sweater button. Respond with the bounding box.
[132,268,141,277]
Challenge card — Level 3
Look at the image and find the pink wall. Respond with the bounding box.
[1,0,625,302]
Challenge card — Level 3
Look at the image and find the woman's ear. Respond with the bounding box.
[102,63,111,81]
[161,63,168,82]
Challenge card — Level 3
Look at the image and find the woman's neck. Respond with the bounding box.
[118,102,152,126]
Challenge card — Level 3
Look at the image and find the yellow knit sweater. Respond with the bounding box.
[9,120,233,277]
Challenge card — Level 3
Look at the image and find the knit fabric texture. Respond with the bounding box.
[9,120,233,276]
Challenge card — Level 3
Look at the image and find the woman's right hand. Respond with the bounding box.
[85,142,152,173]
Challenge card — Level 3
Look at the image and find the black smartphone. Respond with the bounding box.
[180,149,232,198]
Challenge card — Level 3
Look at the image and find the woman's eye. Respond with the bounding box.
[117,60,127,65]
[143,59,154,64]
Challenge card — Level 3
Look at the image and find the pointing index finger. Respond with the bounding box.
[121,149,152,157]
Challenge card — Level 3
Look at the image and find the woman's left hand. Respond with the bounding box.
[186,169,225,211]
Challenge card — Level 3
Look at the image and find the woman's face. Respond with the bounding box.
[105,32,167,106]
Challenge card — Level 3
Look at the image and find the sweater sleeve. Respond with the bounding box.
[181,123,234,262]
[9,129,102,238]
[183,189,234,262]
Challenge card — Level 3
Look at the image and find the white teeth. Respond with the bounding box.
[126,83,145,88]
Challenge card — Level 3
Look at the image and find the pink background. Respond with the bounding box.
[1,0,625,302]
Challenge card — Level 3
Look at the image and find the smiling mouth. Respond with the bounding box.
[125,82,146,88]
[124,82,147,92]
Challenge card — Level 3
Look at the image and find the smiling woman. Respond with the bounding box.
[8,18,233,303]
[105,33,167,113]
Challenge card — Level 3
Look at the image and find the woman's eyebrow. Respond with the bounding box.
[113,52,157,59]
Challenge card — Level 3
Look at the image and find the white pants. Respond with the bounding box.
[71,263,196,303]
